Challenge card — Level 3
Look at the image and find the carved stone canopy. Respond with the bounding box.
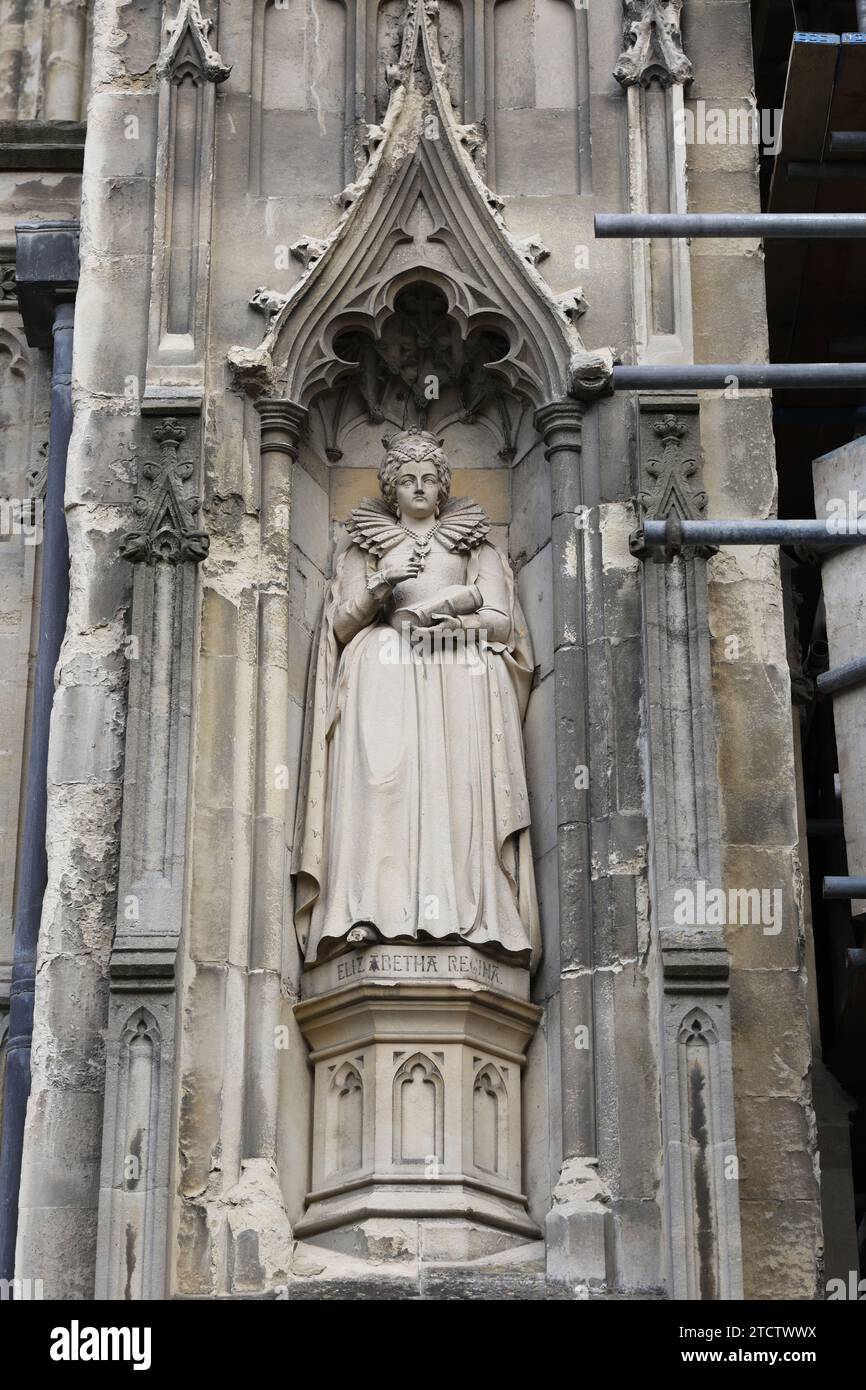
[614,0,693,89]
[229,0,613,415]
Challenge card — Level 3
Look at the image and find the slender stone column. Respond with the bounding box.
[43,0,90,121]
[535,399,609,1282]
[243,398,308,1166]
[0,296,74,1279]
[94,414,208,1300]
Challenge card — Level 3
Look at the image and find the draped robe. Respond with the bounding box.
[291,496,540,968]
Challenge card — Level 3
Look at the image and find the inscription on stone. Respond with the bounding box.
[336,951,503,985]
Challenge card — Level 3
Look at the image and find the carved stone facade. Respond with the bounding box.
[0,0,832,1303]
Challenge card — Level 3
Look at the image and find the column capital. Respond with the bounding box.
[535,399,586,440]
[255,397,309,458]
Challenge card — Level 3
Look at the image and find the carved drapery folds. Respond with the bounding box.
[614,0,693,90]
[120,417,208,565]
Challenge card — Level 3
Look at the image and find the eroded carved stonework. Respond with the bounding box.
[630,410,714,557]
[120,418,208,565]
[614,0,693,89]
[158,0,231,85]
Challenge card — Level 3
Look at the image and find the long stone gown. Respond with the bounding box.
[292,495,540,966]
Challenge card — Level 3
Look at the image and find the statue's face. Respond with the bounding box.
[393,459,440,522]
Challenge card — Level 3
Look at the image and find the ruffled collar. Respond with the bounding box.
[344,496,491,557]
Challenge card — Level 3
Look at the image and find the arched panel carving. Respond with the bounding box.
[472,1061,508,1177]
[117,1008,161,1201]
[392,1053,444,1165]
[676,1007,722,1301]
[325,1060,364,1175]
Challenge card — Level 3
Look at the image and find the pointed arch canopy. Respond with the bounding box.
[229,0,607,411]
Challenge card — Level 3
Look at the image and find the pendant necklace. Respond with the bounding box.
[399,518,441,572]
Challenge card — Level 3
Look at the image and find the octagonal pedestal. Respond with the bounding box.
[294,944,542,1259]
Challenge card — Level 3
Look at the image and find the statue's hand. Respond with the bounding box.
[412,613,481,640]
[428,613,462,631]
[377,561,421,587]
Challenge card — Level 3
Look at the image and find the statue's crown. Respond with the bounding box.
[381,426,445,461]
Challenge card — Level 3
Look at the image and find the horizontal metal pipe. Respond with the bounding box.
[614,363,866,390]
[806,819,845,838]
[787,160,866,181]
[823,876,866,899]
[595,213,866,239]
[641,519,866,548]
[774,406,866,425]
[816,654,866,696]
[829,131,866,154]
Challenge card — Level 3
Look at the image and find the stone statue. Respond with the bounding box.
[292,428,540,966]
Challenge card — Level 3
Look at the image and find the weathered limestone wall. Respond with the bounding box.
[0,0,86,1206]
[686,0,823,1298]
[5,0,826,1300]
[0,0,92,122]
[13,0,162,1296]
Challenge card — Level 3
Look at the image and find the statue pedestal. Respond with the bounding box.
[294,944,541,1261]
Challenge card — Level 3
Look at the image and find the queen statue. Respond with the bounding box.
[291,428,540,967]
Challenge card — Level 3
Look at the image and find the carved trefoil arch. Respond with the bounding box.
[472,1061,509,1178]
[324,1060,365,1177]
[392,1053,444,1166]
[95,1004,173,1301]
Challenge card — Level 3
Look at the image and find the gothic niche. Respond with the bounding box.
[312,281,527,463]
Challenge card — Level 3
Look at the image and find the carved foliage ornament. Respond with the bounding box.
[631,412,714,558]
[158,0,231,84]
[121,418,209,565]
[614,0,693,89]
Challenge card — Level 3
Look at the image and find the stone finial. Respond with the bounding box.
[250,285,291,327]
[513,235,550,268]
[614,0,693,89]
[121,418,209,564]
[290,238,329,272]
[158,0,231,84]
[555,288,589,324]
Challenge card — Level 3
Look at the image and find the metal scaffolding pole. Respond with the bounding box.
[613,363,866,390]
[787,160,866,181]
[816,655,866,697]
[829,132,866,154]
[823,876,866,899]
[639,519,866,551]
[595,213,866,238]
